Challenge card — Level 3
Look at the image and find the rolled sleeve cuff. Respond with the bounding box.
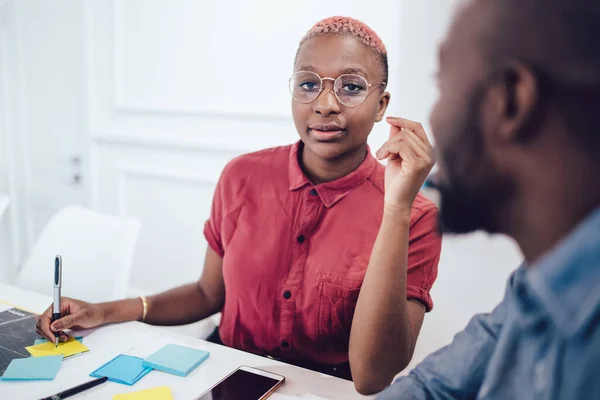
[407,284,433,312]
[203,220,224,258]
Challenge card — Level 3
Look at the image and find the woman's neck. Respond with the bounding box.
[300,143,368,185]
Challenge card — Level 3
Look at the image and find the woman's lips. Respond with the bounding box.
[308,123,346,141]
[309,129,345,141]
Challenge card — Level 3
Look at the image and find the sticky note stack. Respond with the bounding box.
[112,386,174,400]
[0,355,63,381]
[0,335,89,382]
[142,344,210,377]
[87,343,209,387]
[90,354,152,385]
[26,336,89,358]
[33,336,84,345]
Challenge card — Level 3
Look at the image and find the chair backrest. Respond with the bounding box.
[16,206,141,303]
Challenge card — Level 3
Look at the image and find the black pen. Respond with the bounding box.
[39,376,108,400]
[52,255,62,347]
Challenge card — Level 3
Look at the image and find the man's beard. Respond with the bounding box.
[436,175,495,235]
[434,90,512,235]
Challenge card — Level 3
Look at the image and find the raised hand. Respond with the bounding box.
[376,117,435,212]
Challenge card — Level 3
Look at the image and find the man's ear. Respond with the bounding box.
[488,63,540,143]
[375,91,391,122]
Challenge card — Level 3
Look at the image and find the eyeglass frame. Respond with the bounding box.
[288,70,387,108]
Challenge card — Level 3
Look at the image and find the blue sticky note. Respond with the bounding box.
[0,355,63,381]
[142,344,210,377]
[34,336,83,345]
[90,354,151,386]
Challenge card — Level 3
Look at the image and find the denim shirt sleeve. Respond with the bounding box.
[377,273,514,400]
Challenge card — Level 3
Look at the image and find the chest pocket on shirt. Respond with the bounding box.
[317,273,362,352]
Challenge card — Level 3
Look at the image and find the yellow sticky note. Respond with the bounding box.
[26,336,89,358]
[112,386,174,400]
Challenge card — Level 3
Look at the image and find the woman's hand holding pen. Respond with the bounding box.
[36,297,105,343]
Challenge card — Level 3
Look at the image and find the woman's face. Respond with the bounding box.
[292,34,390,161]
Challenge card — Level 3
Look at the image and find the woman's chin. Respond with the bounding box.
[303,140,351,161]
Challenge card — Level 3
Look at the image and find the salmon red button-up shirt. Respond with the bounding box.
[204,142,441,365]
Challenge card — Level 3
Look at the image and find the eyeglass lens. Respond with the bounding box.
[289,71,370,107]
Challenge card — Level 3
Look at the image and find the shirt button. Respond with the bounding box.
[309,189,318,196]
[283,291,292,299]
[297,235,305,243]
[281,340,290,348]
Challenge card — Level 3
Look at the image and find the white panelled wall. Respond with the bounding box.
[2,0,522,369]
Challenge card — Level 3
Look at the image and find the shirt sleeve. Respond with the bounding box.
[406,206,442,311]
[377,272,514,400]
[203,167,228,258]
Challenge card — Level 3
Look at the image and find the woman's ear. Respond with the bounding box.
[375,91,391,122]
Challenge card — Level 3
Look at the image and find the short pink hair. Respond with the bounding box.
[298,16,388,82]
[301,16,387,56]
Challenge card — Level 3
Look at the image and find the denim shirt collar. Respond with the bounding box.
[519,207,600,337]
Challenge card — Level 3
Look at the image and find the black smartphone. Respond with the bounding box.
[194,365,285,400]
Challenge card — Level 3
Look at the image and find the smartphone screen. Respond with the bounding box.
[195,367,284,400]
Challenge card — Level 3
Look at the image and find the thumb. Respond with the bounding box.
[51,314,79,331]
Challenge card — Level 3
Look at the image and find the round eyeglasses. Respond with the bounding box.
[288,71,386,108]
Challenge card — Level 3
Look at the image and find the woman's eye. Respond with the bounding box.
[341,83,366,94]
[300,81,319,91]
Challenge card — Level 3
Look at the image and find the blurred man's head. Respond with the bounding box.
[430,0,600,235]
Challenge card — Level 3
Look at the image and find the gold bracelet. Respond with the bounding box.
[138,296,148,322]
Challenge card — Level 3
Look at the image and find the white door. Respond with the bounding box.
[0,0,15,280]
[0,0,29,279]
[16,0,88,247]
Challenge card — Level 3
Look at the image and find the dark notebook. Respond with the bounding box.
[0,307,40,376]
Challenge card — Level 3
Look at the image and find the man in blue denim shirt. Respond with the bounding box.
[378,0,600,398]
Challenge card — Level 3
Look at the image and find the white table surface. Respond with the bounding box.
[0,283,371,400]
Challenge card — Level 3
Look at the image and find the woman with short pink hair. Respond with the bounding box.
[37,17,440,395]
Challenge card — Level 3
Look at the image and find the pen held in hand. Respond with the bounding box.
[52,255,62,348]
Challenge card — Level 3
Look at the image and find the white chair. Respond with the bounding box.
[154,316,220,340]
[16,205,141,303]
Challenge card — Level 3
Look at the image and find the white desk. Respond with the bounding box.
[0,283,370,399]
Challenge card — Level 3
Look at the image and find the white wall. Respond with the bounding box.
[2,0,523,367]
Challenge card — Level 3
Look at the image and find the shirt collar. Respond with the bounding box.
[288,141,378,208]
[523,206,600,337]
